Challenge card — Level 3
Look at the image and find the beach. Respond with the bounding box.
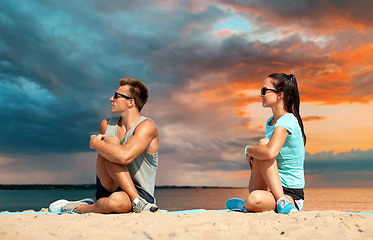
[1,210,373,239]
[1,188,373,239]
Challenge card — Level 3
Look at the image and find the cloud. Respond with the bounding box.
[214,0,373,33]
[0,152,97,184]
[303,116,327,122]
[305,149,373,174]
[1,0,373,187]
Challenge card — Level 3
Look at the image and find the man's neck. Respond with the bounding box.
[119,111,141,130]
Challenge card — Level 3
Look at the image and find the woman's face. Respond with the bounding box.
[260,77,280,108]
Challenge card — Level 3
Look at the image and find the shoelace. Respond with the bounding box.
[135,199,147,210]
[278,199,288,208]
[238,203,245,210]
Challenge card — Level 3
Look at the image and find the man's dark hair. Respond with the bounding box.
[120,78,149,112]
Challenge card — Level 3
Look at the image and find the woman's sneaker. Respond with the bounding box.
[131,196,158,213]
[276,197,298,214]
[225,198,248,212]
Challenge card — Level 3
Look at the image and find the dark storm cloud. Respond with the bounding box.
[1,0,373,186]
[305,149,373,174]
[0,0,243,157]
[0,0,178,155]
[1,0,372,157]
[220,0,373,30]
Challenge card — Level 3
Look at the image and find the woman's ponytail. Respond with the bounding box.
[268,73,306,145]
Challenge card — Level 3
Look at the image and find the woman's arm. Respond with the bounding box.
[246,126,289,160]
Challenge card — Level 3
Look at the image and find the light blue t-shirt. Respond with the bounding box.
[265,113,305,189]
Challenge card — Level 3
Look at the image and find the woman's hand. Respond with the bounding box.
[246,155,253,169]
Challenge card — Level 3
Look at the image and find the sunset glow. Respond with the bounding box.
[1,0,372,188]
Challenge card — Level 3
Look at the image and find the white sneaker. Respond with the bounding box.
[131,196,158,213]
[49,198,94,213]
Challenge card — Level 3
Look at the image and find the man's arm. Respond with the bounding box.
[90,119,158,165]
[89,118,109,159]
[99,119,109,135]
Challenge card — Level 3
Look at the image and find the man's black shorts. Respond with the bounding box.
[95,176,154,204]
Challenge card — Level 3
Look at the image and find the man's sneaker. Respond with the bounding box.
[277,197,298,214]
[49,198,95,213]
[131,196,158,213]
[225,198,248,213]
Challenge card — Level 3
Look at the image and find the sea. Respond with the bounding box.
[1,188,373,213]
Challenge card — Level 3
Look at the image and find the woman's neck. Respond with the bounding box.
[271,107,289,124]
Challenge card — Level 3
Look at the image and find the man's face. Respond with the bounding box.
[110,85,134,113]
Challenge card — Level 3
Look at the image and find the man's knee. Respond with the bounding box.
[104,136,120,144]
[258,138,270,146]
[105,192,132,213]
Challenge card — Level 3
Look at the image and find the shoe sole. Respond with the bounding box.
[78,198,95,205]
[289,208,298,213]
[277,205,298,214]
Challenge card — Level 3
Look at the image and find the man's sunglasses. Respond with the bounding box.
[114,92,134,100]
[260,87,281,95]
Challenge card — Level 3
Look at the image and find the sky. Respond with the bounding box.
[0,0,372,188]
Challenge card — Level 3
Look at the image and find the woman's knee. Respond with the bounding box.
[245,191,275,212]
[245,191,262,209]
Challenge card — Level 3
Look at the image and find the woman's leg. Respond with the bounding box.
[245,138,286,212]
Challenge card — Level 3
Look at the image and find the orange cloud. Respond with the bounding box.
[330,45,373,66]
[215,29,236,39]
[303,116,327,122]
[245,125,263,130]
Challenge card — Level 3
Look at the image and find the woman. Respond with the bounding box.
[227,73,306,214]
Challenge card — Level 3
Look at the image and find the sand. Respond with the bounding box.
[1,210,373,239]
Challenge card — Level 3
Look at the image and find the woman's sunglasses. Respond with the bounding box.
[114,92,134,100]
[260,87,281,95]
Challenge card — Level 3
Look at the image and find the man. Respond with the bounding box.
[49,78,159,213]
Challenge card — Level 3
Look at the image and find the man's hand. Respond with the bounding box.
[90,134,106,149]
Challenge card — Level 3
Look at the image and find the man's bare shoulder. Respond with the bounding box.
[100,118,110,134]
[134,118,158,136]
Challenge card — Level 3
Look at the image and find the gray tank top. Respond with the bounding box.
[105,116,158,200]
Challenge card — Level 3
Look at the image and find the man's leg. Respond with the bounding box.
[78,136,158,213]
[49,136,157,214]
[77,136,139,213]
[97,136,140,201]
[77,192,132,214]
